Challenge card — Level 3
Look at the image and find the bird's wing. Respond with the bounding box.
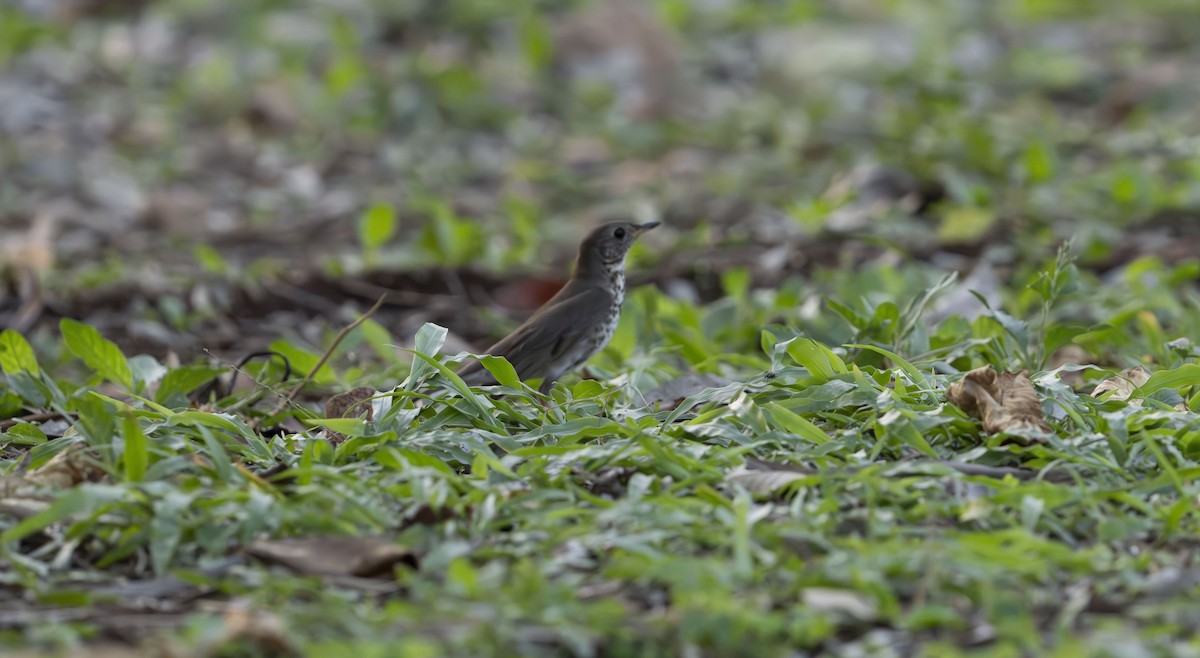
[458,285,613,385]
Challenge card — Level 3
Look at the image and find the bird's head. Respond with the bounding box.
[581,221,660,265]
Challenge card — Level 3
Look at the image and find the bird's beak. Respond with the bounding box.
[632,221,660,236]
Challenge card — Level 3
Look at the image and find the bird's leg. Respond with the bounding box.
[535,379,557,407]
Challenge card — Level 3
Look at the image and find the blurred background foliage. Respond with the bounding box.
[2,0,1199,367]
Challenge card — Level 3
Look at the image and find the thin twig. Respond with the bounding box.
[195,350,292,405]
[262,293,388,420]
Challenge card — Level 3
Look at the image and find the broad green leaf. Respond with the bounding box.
[1139,364,1200,397]
[5,422,47,446]
[1023,140,1055,182]
[824,297,867,331]
[937,206,995,245]
[513,417,622,445]
[0,391,21,416]
[988,308,1029,345]
[518,12,554,71]
[193,243,229,274]
[122,415,148,482]
[60,319,132,388]
[74,392,117,444]
[786,338,848,381]
[407,323,449,387]
[1020,495,1045,530]
[763,402,829,445]
[845,343,930,390]
[195,426,236,483]
[333,431,398,461]
[4,372,47,407]
[128,355,167,389]
[665,382,743,424]
[156,366,225,406]
[168,411,253,438]
[471,448,517,479]
[876,410,937,458]
[721,268,751,300]
[479,355,524,389]
[0,329,39,375]
[405,350,503,432]
[415,323,448,356]
[303,417,368,437]
[359,318,398,363]
[358,202,397,250]
[268,340,336,385]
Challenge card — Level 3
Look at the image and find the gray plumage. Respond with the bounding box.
[458,221,659,392]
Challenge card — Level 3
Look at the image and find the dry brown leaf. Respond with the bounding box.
[1090,366,1190,412]
[0,206,61,331]
[173,600,300,658]
[216,603,298,657]
[323,386,376,445]
[946,366,1052,441]
[245,536,416,578]
[2,443,107,495]
[1090,366,1151,403]
[0,208,58,274]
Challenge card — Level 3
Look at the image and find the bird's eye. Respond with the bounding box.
[614,228,626,239]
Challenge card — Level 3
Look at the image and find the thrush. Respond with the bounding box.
[457,221,659,392]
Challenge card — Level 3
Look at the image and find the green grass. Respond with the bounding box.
[3,251,1200,655]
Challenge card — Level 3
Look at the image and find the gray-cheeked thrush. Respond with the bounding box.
[457,221,659,392]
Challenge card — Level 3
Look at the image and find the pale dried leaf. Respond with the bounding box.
[0,498,52,519]
[1090,366,1151,403]
[725,459,813,496]
[246,536,415,577]
[801,587,878,621]
[190,600,301,658]
[946,366,1052,441]
[2,444,107,496]
[0,207,58,273]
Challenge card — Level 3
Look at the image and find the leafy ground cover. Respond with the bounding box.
[3,0,1200,656]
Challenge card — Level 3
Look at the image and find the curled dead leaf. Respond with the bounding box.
[323,386,376,445]
[246,536,416,578]
[946,366,1051,442]
[1091,366,1190,412]
[1090,366,1151,403]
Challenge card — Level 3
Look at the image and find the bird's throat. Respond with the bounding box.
[606,262,626,305]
